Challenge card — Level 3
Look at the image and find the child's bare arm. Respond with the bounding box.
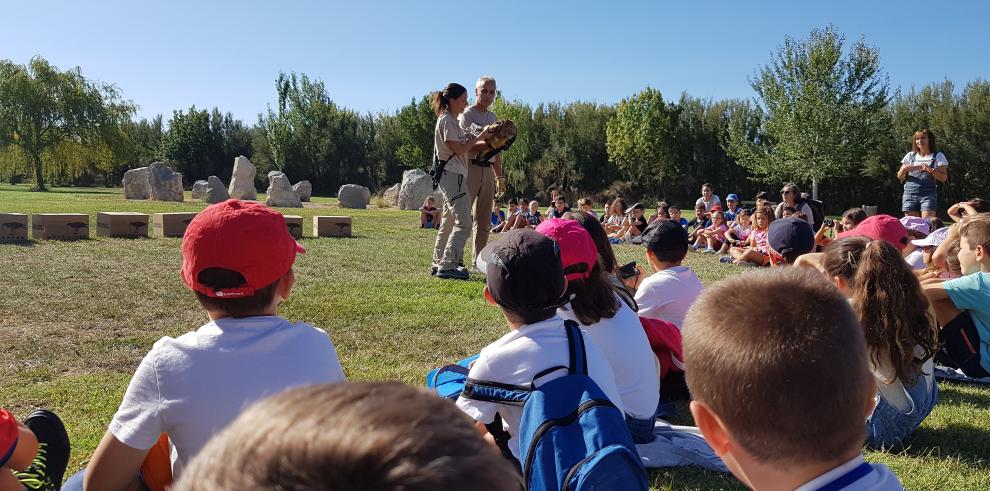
[923,281,951,301]
[473,421,499,450]
[84,431,150,491]
[4,423,39,472]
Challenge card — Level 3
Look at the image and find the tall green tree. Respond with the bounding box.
[606,87,680,195]
[727,26,889,195]
[0,56,133,190]
[161,107,251,183]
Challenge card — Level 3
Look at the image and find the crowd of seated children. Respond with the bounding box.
[490,199,506,233]
[635,220,704,329]
[719,208,751,254]
[66,200,347,491]
[686,203,711,242]
[536,219,660,443]
[726,206,774,266]
[601,198,628,234]
[924,213,990,379]
[822,236,940,448]
[456,228,625,465]
[1,409,69,491]
[577,197,597,218]
[684,267,905,490]
[492,198,514,233]
[609,202,648,244]
[174,382,520,491]
[563,211,640,302]
[691,210,728,253]
[648,201,669,224]
[521,200,542,228]
[419,196,440,229]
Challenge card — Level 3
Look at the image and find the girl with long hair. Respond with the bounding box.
[429,83,494,280]
[727,206,774,265]
[823,236,940,447]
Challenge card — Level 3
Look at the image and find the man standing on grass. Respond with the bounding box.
[459,76,508,270]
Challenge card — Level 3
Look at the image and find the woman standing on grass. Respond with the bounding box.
[897,129,948,219]
[429,83,494,280]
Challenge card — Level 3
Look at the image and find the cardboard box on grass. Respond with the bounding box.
[154,212,198,238]
[32,214,90,240]
[314,216,352,237]
[283,215,303,239]
[97,212,150,238]
[0,213,29,240]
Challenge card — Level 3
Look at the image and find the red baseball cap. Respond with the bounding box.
[836,214,909,250]
[181,199,305,298]
[535,218,598,280]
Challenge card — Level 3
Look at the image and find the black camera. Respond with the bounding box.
[823,218,834,228]
[619,261,639,279]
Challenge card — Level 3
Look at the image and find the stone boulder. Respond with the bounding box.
[382,183,400,207]
[228,156,257,200]
[148,162,184,202]
[266,171,302,208]
[123,167,151,200]
[204,175,230,204]
[191,180,209,200]
[292,180,312,202]
[338,184,370,209]
[399,169,442,211]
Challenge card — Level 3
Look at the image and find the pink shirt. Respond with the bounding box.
[705,223,728,241]
[751,229,769,253]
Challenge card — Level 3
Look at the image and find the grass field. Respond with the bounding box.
[1,184,988,490]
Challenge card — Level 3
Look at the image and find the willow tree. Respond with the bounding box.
[727,26,889,197]
[0,56,131,190]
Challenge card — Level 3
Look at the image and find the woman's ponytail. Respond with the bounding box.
[431,83,468,116]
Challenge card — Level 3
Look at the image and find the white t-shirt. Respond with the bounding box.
[558,294,660,419]
[728,223,751,241]
[435,112,468,176]
[871,345,934,414]
[635,266,704,329]
[456,316,625,459]
[901,151,948,188]
[695,195,722,212]
[109,316,346,477]
[905,249,926,270]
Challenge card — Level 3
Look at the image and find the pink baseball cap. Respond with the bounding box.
[535,218,598,280]
[836,214,909,250]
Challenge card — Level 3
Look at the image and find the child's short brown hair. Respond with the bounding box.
[959,213,990,251]
[174,382,520,491]
[578,197,593,207]
[683,268,872,465]
[194,268,282,318]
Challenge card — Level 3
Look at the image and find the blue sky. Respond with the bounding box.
[3,0,987,122]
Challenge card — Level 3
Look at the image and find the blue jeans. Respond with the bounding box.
[626,413,657,444]
[902,185,938,212]
[866,376,938,448]
[63,469,150,491]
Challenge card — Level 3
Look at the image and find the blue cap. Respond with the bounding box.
[726,194,739,202]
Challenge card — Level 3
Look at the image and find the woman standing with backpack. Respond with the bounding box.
[897,129,948,219]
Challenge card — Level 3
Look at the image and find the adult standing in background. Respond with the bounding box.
[459,76,508,269]
[431,83,494,280]
[897,129,948,219]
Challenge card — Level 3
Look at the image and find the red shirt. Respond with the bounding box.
[0,409,18,467]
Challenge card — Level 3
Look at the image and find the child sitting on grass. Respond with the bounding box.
[686,203,711,242]
[174,382,520,491]
[520,200,542,228]
[490,199,506,232]
[692,210,728,253]
[578,197,597,218]
[726,206,774,266]
[924,213,990,379]
[73,200,347,491]
[537,219,660,443]
[719,208,751,254]
[456,228,625,463]
[1,409,70,491]
[420,196,440,229]
[684,267,904,490]
[635,220,703,329]
[669,206,688,229]
[824,237,940,448]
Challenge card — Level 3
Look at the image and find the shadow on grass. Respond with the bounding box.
[896,422,990,468]
[0,239,35,247]
[939,380,990,405]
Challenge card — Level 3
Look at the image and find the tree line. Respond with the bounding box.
[2,27,988,213]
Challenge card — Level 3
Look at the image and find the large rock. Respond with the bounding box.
[383,183,400,207]
[148,162,184,202]
[204,176,230,204]
[228,156,257,200]
[398,169,441,210]
[123,167,150,200]
[191,180,209,200]
[292,180,312,202]
[338,184,370,209]
[266,171,302,208]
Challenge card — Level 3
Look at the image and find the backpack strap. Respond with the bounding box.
[462,378,532,406]
[564,320,588,376]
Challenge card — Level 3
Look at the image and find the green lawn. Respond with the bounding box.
[1,184,988,490]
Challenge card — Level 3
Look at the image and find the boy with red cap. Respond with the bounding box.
[456,228,624,463]
[76,200,346,491]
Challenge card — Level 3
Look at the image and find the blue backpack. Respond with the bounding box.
[461,321,648,491]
